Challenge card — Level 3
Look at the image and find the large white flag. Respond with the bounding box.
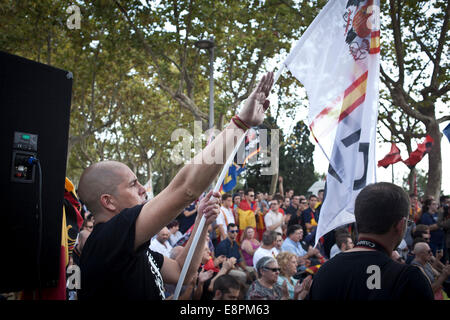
[283,0,381,245]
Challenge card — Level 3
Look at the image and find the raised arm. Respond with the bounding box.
[134,72,274,249]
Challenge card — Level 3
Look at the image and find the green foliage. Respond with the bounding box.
[0,0,315,191]
[278,120,317,195]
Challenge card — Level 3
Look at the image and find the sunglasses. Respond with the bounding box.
[229,230,239,233]
[264,267,281,273]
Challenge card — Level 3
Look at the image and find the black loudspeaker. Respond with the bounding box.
[0,51,72,292]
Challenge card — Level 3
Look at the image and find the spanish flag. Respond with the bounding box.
[237,200,256,231]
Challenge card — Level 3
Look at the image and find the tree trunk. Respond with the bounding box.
[425,120,442,199]
[408,167,416,195]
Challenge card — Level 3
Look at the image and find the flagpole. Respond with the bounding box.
[173,133,247,300]
[174,65,284,300]
[391,162,394,184]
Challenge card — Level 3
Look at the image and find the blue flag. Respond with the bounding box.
[444,123,450,143]
[221,163,245,193]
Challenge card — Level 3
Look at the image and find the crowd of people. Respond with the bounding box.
[67,183,450,300]
[3,72,448,301]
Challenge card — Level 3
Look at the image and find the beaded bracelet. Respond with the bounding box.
[232,115,250,132]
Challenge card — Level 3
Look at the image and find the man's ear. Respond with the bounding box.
[394,217,406,235]
[100,194,117,212]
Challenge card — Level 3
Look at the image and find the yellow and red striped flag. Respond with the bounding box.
[282,0,381,245]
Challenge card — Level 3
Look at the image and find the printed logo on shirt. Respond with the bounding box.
[147,250,166,299]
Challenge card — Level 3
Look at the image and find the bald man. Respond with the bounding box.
[150,227,173,257]
[77,72,274,300]
[411,242,450,294]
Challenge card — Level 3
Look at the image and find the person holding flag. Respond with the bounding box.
[77,72,274,300]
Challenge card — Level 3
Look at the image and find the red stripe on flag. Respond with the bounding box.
[338,93,366,122]
[370,30,380,54]
[344,72,368,98]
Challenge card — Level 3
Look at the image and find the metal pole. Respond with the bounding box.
[391,162,394,183]
[208,40,214,130]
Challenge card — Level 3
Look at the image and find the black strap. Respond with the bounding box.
[355,238,390,256]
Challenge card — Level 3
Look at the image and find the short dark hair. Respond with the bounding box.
[166,220,179,229]
[245,188,254,195]
[273,194,284,202]
[355,182,409,235]
[413,224,429,238]
[262,230,277,245]
[222,193,232,201]
[286,224,302,237]
[213,274,240,295]
[309,194,318,200]
[227,223,238,232]
[422,198,433,213]
[336,233,351,249]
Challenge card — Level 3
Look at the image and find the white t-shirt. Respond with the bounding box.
[216,206,235,231]
[150,238,173,257]
[253,246,278,267]
[264,210,284,234]
[169,231,183,247]
[329,244,341,259]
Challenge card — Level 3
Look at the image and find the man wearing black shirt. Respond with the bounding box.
[77,72,275,300]
[287,196,302,227]
[307,182,434,300]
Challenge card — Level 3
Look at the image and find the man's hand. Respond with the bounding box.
[197,190,220,225]
[214,255,226,267]
[238,72,274,127]
[436,249,444,261]
[222,257,236,272]
[198,268,214,284]
[443,265,450,277]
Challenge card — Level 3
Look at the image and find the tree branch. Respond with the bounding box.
[437,115,450,124]
[430,0,450,89]
[389,0,405,85]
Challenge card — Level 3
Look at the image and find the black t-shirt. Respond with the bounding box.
[306,250,434,300]
[177,203,197,234]
[79,205,165,300]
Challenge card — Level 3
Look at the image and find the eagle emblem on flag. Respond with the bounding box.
[344,0,379,61]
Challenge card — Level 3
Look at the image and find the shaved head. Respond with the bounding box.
[413,242,429,255]
[78,161,130,215]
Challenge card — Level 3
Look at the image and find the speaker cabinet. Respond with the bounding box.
[0,51,72,292]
